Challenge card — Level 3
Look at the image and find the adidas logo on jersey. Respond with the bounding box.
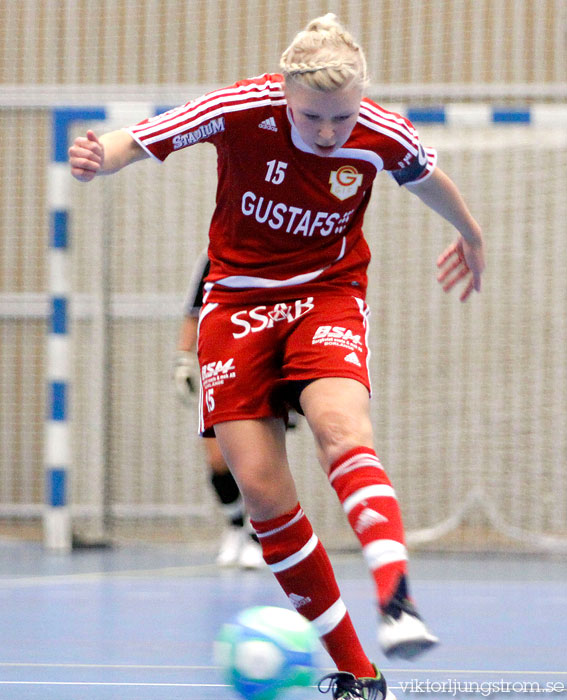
[344,352,361,367]
[258,117,278,132]
[355,507,388,534]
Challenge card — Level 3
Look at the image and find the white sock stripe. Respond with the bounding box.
[268,533,319,573]
[363,539,408,570]
[310,597,347,636]
[329,453,383,484]
[255,508,305,539]
[333,453,382,473]
[342,484,397,515]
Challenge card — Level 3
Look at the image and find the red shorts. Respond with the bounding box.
[197,294,371,436]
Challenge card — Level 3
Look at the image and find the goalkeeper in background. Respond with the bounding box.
[174,249,264,569]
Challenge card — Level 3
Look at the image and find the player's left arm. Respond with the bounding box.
[406,167,485,302]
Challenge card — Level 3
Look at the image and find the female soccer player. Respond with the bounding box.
[69,13,484,700]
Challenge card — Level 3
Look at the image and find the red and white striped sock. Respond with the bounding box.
[329,447,408,610]
[251,503,375,677]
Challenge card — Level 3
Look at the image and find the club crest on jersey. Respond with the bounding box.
[329,165,363,201]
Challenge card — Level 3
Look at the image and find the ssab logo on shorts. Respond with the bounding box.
[231,298,314,339]
[329,165,363,201]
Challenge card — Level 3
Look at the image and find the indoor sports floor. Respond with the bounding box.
[0,540,565,699]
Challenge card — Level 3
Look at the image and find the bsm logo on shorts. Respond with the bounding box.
[312,325,363,352]
[231,298,314,339]
[201,358,236,389]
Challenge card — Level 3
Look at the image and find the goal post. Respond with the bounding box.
[45,108,107,551]
[46,100,567,552]
[45,105,160,551]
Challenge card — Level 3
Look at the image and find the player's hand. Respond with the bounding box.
[437,236,485,302]
[174,351,198,406]
[68,130,104,182]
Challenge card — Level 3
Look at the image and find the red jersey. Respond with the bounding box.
[126,73,437,305]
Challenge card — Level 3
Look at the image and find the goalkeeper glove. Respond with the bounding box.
[174,350,199,406]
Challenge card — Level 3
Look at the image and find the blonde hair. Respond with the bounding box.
[280,13,368,92]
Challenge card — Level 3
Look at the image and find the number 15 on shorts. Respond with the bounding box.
[205,388,215,412]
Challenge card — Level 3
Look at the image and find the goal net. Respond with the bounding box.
[1,0,566,552]
[64,111,567,552]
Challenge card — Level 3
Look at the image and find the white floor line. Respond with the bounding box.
[0,681,226,687]
[0,563,224,587]
[0,662,214,669]
[0,663,565,676]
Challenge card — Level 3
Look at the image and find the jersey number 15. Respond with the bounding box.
[265,160,288,185]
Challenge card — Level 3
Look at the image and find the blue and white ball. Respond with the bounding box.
[214,605,321,700]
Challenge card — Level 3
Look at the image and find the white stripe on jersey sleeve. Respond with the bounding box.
[358,108,419,155]
[360,101,420,137]
[131,76,283,126]
[140,99,277,146]
[130,78,285,140]
[135,96,287,148]
[132,88,284,138]
[358,104,437,181]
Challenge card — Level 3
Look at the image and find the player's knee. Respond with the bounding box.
[229,459,297,519]
[311,409,373,464]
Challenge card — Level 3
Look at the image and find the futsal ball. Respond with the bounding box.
[214,605,321,700]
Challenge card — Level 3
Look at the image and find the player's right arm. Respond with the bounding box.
[173,251,210,405]
[174,315,199,406]
[68,129,148,182]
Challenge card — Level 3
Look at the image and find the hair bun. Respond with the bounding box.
[280,13,368,91]
[305,13,339,33]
